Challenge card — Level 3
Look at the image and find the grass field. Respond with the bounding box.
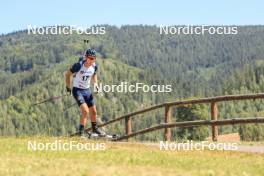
[0,136,263,176]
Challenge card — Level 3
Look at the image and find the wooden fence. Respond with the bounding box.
[71,93,264,141]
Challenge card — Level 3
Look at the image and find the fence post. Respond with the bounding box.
[211,102,218,141]
[125,116,132,139]
[164,105,172,141]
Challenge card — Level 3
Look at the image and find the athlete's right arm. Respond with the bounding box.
[65,70,73,89]
[65,62,82,89]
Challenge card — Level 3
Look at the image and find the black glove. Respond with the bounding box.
[66,86,72,95]
[94,84,100,94]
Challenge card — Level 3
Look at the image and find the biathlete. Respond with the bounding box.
[65,49,104,137]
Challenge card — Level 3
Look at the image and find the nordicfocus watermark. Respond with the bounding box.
[27,140,106,151]
[27,25,106,35]
[160,25,238,35]
[160,141,238,151]
[95,82,172,93]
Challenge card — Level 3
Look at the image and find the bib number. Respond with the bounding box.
[82,76,90,81]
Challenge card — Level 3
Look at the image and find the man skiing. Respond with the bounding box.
[65,49,104,137]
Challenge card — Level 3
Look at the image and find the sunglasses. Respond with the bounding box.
[86,56,96,60]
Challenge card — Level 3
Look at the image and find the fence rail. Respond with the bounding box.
[114,117,264,141]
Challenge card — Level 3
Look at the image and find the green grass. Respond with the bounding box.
[0,136,263,176]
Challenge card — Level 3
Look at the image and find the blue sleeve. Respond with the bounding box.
[94,65,98,74]
[70,62,81,73]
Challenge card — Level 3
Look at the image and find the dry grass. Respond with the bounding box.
[0,136,263,176]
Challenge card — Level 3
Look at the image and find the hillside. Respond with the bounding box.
[1,25,264,140]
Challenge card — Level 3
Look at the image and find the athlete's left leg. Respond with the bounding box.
[89,105,105,136]
[89,105,97,122]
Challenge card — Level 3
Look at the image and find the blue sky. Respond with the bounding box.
[0,0,263,34]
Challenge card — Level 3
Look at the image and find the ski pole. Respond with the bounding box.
[31,94,68,106]
[63,102,77,111]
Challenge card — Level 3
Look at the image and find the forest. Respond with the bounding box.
[0,25,264,141]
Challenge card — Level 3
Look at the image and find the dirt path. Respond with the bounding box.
[114,141,264,154]
[237,145,264,154]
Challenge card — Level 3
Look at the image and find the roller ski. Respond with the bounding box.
[87,129,119,140]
